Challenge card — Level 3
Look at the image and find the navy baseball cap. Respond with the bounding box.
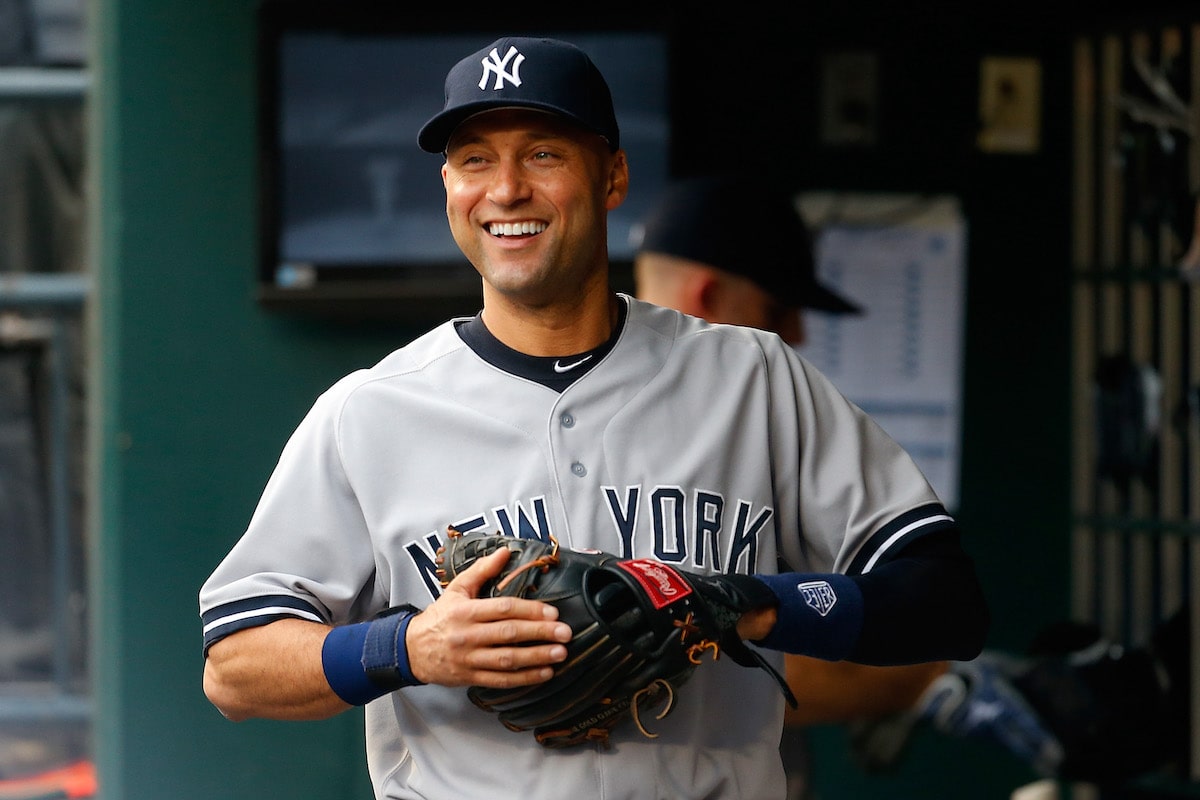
[634,175,863,314]
[418,36,620,154]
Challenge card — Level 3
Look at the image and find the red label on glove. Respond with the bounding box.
[616,559,693,610]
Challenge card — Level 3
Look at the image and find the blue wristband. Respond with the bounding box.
[753,573,864,660]
[321,608,424,706]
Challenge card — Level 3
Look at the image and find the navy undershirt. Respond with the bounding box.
[454,298,627,392]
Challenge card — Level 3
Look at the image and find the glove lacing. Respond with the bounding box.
[677,613,721,665]
[493,537,561,594]
[630,678,676,738]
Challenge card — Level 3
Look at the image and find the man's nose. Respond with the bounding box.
[487,159,531,206]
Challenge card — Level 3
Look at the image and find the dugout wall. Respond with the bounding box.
[80,2,1147,799]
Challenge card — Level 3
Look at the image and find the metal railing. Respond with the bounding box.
[0,272,91,723]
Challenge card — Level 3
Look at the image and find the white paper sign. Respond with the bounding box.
[797,194,967,509]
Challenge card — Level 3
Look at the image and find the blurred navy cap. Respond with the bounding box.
[418,36,620,154]
[634,175,862,314]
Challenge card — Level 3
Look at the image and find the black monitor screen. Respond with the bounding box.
[258,7,672,316]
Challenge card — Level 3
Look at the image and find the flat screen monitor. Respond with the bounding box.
[256,4,673,319]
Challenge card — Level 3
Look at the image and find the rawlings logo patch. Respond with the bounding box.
[617,559,693,610]
[797,580,837,617]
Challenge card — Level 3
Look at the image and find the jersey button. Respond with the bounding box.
[560,412,575,428]
[570,462,587,477]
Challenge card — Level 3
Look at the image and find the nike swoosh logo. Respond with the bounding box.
[553,355,593,373]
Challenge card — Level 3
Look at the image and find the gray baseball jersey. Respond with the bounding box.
[200,296,947,800]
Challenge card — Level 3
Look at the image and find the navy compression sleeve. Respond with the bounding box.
[754,529,988,665]
[846,529,989,663]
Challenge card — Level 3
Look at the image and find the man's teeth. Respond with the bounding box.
[488,221,547,236]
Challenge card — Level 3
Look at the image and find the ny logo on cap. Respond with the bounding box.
[479,46,525,91]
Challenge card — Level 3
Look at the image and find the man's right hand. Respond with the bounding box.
[405,546,573,687]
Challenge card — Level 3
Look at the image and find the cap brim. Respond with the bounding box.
[419,101,511,153]
[802,282,863,315]
[418,101,609,153]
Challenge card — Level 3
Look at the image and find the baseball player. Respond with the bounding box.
[200,36,988,800]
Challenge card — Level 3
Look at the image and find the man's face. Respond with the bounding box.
[440,108,628,309]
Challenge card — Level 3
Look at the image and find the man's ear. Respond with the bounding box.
[604,150,630,210]
[691,270,723,319]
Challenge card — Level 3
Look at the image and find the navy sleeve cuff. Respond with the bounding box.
[753,573,864,660]
[321,609,424,706]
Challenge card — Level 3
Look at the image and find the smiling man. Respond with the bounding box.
[200,36,988,800]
